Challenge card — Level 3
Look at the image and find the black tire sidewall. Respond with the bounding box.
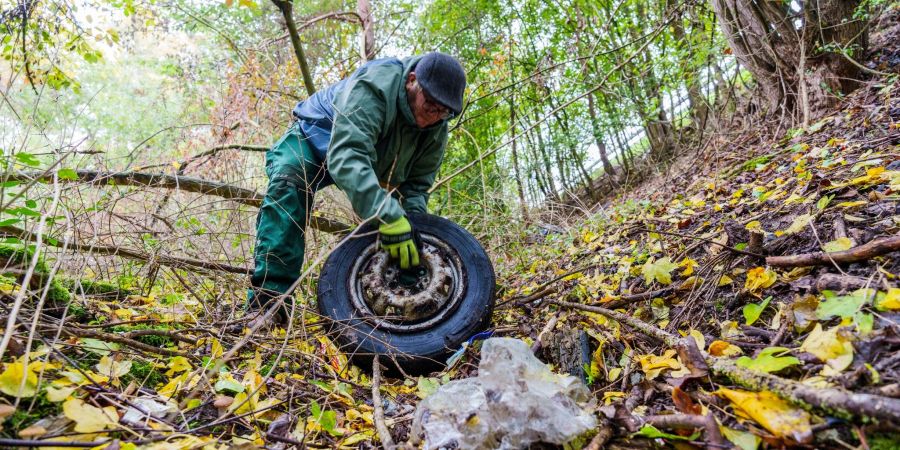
[316,213,495,373]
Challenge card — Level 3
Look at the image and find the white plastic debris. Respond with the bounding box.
[411,337,598,450]
[121,397,178,424]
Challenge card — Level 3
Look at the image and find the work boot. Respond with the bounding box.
[245,287,291,329]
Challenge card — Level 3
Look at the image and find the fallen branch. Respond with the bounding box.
[766,236,900,268]
[65,327,189,358]
[1,224,251,274]
[372,357,396,450]
[552,300,900,423]
[643,413,725,449]
[11,170,352,234]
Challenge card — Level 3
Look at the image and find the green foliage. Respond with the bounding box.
[123,360,167,389]
[0,394,63,438]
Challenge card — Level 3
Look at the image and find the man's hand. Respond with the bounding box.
[379,216,420,269]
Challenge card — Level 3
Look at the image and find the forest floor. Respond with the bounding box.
[1,10,900,450]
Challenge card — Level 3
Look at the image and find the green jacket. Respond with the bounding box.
[293,56,448,223]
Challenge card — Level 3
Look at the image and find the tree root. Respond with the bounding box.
[552,299,900,424]
[766,236,900,267]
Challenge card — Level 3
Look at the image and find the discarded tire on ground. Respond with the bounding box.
[317,213,495,375]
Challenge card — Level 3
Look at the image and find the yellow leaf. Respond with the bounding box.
[582,230,598,243]
[718,275,733,286]
[708,340,743,357]
[641,257,678,285]
[799,324,854,375]
[822,237,854,252]
[96,356,132,378]
[45,385,76,402]
[602,391,626,405]
[717,388,811,443]
[678,258,698,276]
[607,367,622,381]
[744,221,762,232]
[636,349,682,379]
[689,329,706,350]
[744,267,777,292]
[836,200,867,208]
[0,362,39,398]
[782,213,812,235]
[166,356,192,376]
[875,288,900,311]
[62,398,118,433]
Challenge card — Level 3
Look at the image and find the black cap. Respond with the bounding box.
[414,52,466,115]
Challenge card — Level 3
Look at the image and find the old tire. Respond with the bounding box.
[316,213,495,375]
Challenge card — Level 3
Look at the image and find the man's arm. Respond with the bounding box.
[399,131,447,214]
[327,80,405,223]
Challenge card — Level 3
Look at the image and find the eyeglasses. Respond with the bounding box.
[418,84,454,120]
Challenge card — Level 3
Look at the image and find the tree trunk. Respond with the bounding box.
[357,0,375,61]
[587,91,615,177]
[272,0,316,96]
[509,96,528,220]
[710,0,866,118]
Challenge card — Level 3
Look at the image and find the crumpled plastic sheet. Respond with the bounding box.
[411,337,598,449]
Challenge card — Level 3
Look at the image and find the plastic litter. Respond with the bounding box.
[412,337,598,449]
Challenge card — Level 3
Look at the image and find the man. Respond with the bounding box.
[248,52,466,321]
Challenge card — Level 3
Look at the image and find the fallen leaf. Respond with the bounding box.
[45,385,76,402]
[679,258,698,276]
[636,349,682,379]
[18,424,47,438]
[97,356,132,378]
[736,347,800,374]
[816,289,872,320]
[633,424,700,441]
[717,388,812,443]
[166,356,192,376]
[822,237,854,252]
[708,340,743,357]
[0,362,38,398]
[0,404,15,420]
[743,296,771,326]
[790,295,819,332]
[799,324,854,375]
[720,425,761,450]
[875,288,900,311]
[782,213,812,235]
[62,398,119,433]
[745,267,777,293]
[641,257,678,285]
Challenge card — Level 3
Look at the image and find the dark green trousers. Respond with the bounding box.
[248,123,333,308]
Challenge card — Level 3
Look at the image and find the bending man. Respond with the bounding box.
[248,52,466,322]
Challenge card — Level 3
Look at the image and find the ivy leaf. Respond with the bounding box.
[743,296,771,326]
[736,346,800,374]
[641,257,678,285]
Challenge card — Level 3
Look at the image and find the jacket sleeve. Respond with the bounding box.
[327,80,405,223]
[399,130,447,214]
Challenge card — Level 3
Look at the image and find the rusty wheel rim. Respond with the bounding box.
[349,234,466,332]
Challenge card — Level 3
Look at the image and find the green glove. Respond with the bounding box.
[379,216,420,269]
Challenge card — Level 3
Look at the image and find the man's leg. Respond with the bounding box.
[248,123,329,322]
